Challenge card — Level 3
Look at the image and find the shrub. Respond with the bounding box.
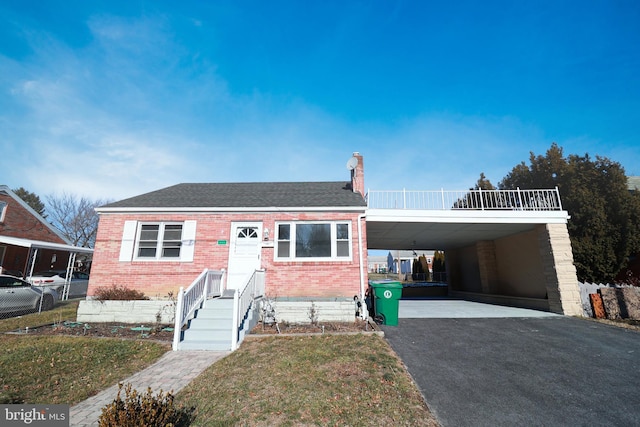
[620,270,640,287]
[98,383,194,427]
[94,285,149,301]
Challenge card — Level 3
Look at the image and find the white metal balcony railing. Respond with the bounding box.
[366,188,563,211]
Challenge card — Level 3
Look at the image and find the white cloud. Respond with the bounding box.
[5,10,632,204]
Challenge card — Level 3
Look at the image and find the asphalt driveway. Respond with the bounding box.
[382,316,640,426]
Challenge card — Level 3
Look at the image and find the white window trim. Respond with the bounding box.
[274,221,352,262]
[119,220,196,262]
[0,201,7,223]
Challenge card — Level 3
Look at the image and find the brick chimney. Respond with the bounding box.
[350,152,365,196]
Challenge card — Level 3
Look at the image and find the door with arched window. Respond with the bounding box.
[227,222,262,289]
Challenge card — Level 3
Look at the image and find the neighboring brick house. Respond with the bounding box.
[88,154,369,314]
[0,185,92,277]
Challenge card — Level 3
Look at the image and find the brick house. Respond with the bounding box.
[87,153,369,321]
[0,185,92,277]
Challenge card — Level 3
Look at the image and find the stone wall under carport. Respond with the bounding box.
[447,223,583,316]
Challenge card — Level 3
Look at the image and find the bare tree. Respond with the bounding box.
[46,193,112,248]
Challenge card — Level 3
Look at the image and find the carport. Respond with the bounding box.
[365,188,583,316]
[398,299,559,318]
[0,235,93,299]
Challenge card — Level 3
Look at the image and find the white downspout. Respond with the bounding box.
[357,213,367,318]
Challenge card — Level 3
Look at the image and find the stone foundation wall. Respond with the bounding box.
[263,299,357,324]
[77,298,357,325]
[77,300,176,324]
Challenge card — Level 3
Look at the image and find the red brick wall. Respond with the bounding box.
[89,211,369,298]
[0,193,71,275]
[350,153,365,197]
[0,194,66,243]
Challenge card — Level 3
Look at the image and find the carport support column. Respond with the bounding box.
[476,241,498,294]
[537,223,582,316]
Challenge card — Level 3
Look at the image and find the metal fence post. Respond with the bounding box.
[555,186,563,210]
[517,187,523,210]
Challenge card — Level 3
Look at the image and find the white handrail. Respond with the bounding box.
[231,269,266,350]
[367,188,563,211]
[172,268,226,351]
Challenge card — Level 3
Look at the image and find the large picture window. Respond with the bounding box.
[275,221,351,260]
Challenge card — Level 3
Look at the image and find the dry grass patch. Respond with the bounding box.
[586,317,640,332]
[178,334,438,426]
[0,300,80,333]
[0,301,169,405]
[0,336,168,405]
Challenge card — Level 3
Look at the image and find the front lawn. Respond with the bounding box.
[1,301,439,426]
[178,334,438,426]
[0,301,169,404]
[0,300,80,333]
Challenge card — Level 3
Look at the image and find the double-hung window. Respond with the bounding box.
[136,223,183,259]
[276,221,351,261]
[119,220,196,262]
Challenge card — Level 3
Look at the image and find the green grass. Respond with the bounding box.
[1,302,439,425]
[0,301,169,405]
[0,300,80,333]
[177,334,438,426]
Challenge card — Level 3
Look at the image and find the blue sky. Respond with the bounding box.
[1,0,639,201]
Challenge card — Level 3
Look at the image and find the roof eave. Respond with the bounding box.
[96,206,367,214]
[0,185,72,245]
[0,235,94,253]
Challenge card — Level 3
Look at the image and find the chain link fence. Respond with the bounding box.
[0,275,58,320]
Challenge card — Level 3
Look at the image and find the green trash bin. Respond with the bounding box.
[370,281,403,326]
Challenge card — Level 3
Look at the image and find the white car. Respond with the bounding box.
[0,275,58,314]
[28,270,90,298]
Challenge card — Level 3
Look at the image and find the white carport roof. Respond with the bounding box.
[366,209,570,250]
[0,235,93,254]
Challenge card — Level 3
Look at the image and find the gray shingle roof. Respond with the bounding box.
[103,182,367,209]
[628,176,640,192]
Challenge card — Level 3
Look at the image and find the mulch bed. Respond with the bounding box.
[9,319,376,341]
[9,321,175,341]
[250,319,376,335]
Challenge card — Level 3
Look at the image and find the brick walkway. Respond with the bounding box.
[69,350,229,427]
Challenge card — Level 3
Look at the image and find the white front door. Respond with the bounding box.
[227,222,262,289]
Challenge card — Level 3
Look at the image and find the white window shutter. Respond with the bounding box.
[180,220,197,262]
[118,221,138,262]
